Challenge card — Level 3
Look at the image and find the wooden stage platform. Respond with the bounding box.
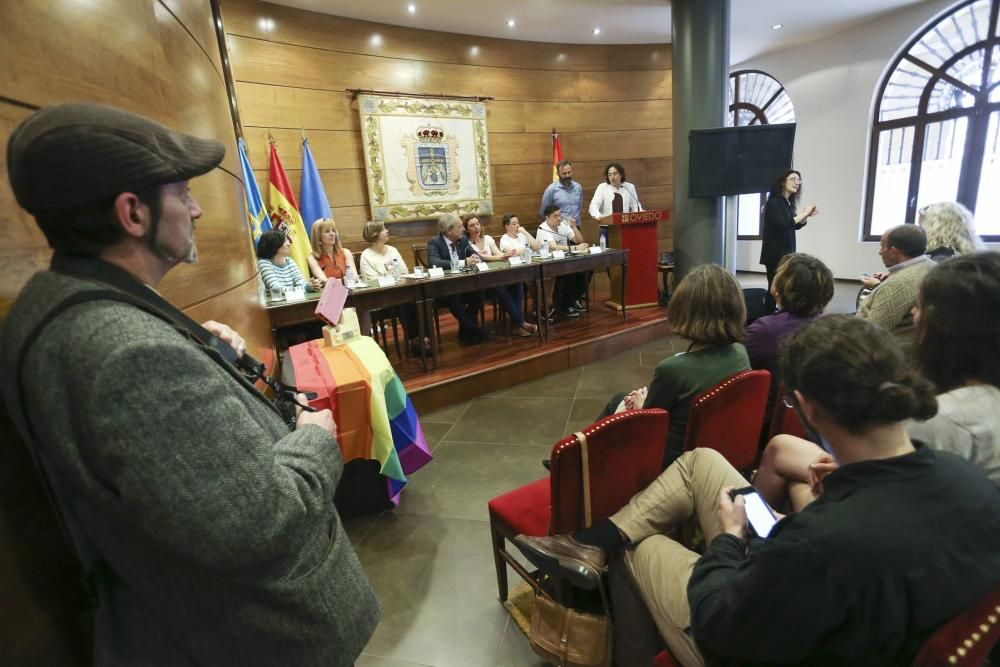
[397,290,670,414]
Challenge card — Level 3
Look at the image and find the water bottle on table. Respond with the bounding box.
[391,257,402,281]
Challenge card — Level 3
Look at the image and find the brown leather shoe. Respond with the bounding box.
[513,534,606,589]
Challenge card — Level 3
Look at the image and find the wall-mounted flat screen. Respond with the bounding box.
[688,124,796,197]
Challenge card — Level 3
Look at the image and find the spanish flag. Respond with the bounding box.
[551,128,563,182]
[267,140,311,277]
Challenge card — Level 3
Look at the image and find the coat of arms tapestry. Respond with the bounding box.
[358,94,494,222]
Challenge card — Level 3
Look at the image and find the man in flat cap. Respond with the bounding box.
[0,103,380,666]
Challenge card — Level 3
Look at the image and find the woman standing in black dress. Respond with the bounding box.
[759,169,819,294]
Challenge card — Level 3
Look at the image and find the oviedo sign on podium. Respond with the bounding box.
[605,209,668,310]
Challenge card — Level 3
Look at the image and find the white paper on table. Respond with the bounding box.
[377,275,395,287]
[476,262,490,272]
[285,287,306,301]
[552,250,566,260]
[428,267,445,278]
[508,256,523,266]
[589,246,603,254]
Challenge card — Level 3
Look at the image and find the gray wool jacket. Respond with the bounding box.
[0,266,380,666]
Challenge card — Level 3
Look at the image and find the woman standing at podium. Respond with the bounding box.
[588,162,642,220]
[760,169,819,295]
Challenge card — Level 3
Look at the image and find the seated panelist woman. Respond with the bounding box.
[257,230,322,293]
[307,217,354,285]
[463,214,536,338]
[588,162,642,220]
[358,221,428,356]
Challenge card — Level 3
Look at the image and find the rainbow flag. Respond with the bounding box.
[267,141,312,276]
[288,336,432,505]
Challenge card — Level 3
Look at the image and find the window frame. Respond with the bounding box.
[863,0,1000,242]
[729,69,795,240]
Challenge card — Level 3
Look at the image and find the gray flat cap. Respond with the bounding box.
[7,102,225,214]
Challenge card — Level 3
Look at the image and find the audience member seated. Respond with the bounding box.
[358,220,428,355]
[918,200,985,261]
[462,215,536,338]
[856,224,933,352]
[861,201,984,289]
[516,315,1000,666]
[257,230,322,294]
[746,252,833,425]
[756,252,1000,514]
[307,217,355,285]
[536,204,590,320]
[427,213,488,344]
[598,264,750,469]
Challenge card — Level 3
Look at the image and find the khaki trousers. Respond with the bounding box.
[610,448,748,667]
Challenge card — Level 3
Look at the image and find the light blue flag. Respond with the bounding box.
[237,137,269,242]
[299,137,332,237]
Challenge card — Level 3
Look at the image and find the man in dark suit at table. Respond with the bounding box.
[427,212,488,343]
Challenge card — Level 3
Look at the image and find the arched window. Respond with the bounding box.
[728,69,796,239]
[865,0,1000,241]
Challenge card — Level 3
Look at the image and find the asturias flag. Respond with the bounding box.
[552,129,563,182]
[267,141,312,277]
[238,137,270,242]
[299,136,332,238]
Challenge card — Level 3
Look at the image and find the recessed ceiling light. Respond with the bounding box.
[407,4,416,14]
[370,34,383,46]
[258,17,274,31]
[506,19,516,28]
[470,45,480,56]
[592,27,601,35]
[772,24,783,30]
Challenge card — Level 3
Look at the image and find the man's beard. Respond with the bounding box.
[150,222,198,264]
[560,177,572,186]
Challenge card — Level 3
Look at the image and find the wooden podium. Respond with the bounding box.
[605,209,667,310]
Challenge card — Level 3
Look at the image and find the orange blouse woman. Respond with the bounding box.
[307,218,354,284]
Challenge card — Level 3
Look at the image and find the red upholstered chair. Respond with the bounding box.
[683,370,771,473]
[911,582,1000,667]
[487,408,669,601]
[653,649,682,666]
[766,382,809,441]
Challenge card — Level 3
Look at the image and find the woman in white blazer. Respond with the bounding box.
[589,162,642,220]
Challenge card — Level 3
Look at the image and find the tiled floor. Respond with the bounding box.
[349,275,860,666]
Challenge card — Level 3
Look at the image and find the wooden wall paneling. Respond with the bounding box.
[161,0,226,77]
[0,104,49,318]
[249,168,367,209]
[242,127,364,171]
[487,133,556,165]
[0,2,169,112]
[476,67,584,102]
[228,36,417,92]
[519,99,672,133]
[579,70,673,102]
[222,0,667,72]
[612,46,673,72]
[234,82,357,130]
[485,101,527,133]
[557,129,672,162]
